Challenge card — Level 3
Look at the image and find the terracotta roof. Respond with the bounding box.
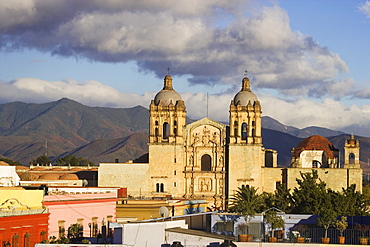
[59,174,79,180]
[0,161,10,166]
[293,135,338,159]
[38,173,62,180]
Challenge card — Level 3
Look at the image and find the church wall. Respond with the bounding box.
[284,168,362,192]
[261,167,284,193]
[98,163,149,197]
[148,144,185,198]
[228,144,264,196]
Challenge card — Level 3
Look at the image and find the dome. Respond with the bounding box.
[293,135,338,159]
[233,77,258,106]
[59,174,79,180]
[38,173,61,180]
[154,75,182,106]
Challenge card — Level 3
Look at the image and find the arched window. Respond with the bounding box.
[241,123,248,140]
[156,183,164,192]
[312,160,321,168]
[40,230,47,242]
[155,120,159,126]
[12,234,19,247]
[201,154,212,171]
[163,122,170,139]
[24,233,30,247]
[349,153,355,164]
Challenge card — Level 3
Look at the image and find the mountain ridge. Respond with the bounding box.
[0,98,368,172]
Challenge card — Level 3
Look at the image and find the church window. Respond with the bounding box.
[174,120,177,126]
[201,154,212,171]
[234,121,238,136]
[241,123,248,140]
[155,120,159,126]
[174,128,177,135]
[163,122,170,139]
[312,160,321,168]
[155,127,159,137]
[156,183,164,192]
[349,153,355,164]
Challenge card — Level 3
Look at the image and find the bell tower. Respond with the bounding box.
[229,77,262,144]
[148,74,186,198]
[344,134,360,168]
[149,75,186,144]
[227,77,264,198]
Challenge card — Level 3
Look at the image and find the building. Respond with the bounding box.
[42,187,118,238]
[0,187,49,246]
[99,75,362,209]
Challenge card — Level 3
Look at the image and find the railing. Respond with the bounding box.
[285,228,368,245]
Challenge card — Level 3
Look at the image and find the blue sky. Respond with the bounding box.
[1,0,370,136]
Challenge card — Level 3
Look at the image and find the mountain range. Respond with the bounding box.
[0,98,369,173]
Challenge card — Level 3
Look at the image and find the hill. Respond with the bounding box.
[0,98,368,170]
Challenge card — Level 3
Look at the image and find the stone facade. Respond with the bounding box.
[98,75,363,209]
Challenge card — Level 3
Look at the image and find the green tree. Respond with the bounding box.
[31,155,51,166]
[228,186,263,234]
[0,158,21,166]
[56,155,94,166]
[67,223,81,242]
[291,170,328,215]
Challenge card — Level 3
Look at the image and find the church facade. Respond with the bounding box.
[99,75,362,209]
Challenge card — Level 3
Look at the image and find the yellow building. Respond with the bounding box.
[99,75,362,209]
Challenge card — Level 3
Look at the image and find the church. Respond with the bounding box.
[99,75,362,209]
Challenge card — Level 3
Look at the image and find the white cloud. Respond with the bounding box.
[359,1,370,18]
[2,78,370,136]
[0,0,351,99]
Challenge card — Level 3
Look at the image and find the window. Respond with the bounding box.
[174,182,177,187]
[155,127,159,137]
[163,122,170,139]
[312,160,321,168]
[216,221,234,232]
[156,183,164,192]
[155,121,159,126]
[174,128,177,135]
[201,154,212,171]
[241,123,248,140]
[234,121,238,136]
[349,153,355,164]
[40,231,47,242]
[58,220,65,238]
[24,233,30,247]
[12,234,19,247]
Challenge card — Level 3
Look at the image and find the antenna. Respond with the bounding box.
[206,92,209,118]
[159,206,169,218]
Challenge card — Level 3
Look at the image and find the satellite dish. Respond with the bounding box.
[159,206,169,218]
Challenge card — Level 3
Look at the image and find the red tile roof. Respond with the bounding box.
[293,135,338,159]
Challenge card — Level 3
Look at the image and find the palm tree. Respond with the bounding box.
[229,186,263,234]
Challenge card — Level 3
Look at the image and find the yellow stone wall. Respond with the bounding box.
[0,187,44,210]
[283,168,363,192]
[98,163,149,197]
[148,144,185,198]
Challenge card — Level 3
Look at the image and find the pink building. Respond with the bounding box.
[43,188,117,238]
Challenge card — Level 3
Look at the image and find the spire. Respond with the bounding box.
[163,75,173,90]
[241,77,251,92]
